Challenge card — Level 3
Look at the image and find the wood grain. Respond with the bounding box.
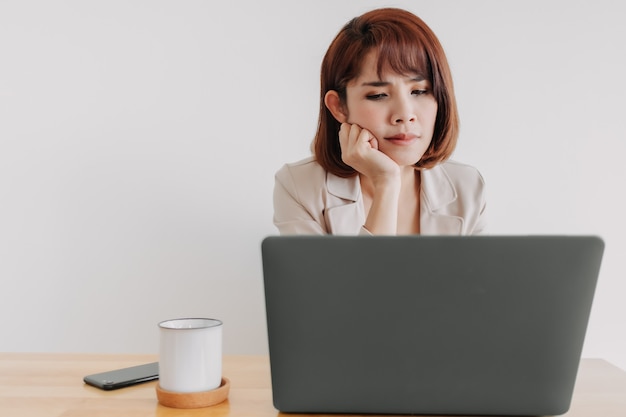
[0,353,625,416]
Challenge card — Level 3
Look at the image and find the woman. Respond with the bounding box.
[274,8,487,235]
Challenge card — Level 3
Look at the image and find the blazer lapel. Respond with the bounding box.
[420,166,464,235]
[322,167,463,235]
[325,173,365,235]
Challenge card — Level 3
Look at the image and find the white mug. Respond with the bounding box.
[158,318,223,393]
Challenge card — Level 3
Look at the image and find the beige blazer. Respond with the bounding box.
[273,156,487,235]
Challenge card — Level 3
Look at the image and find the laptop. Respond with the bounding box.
[261,235,604,416]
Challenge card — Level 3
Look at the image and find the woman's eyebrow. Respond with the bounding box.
[360,76,426,87]
[361,80,390,87]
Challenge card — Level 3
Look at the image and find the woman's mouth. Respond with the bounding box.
[384,133,418,145]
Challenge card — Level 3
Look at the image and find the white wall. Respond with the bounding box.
[1,0,624,370]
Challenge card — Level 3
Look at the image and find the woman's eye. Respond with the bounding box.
[366,93,387,100]
[412,89,429,96]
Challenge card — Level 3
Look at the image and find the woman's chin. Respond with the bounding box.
[385,153,424,168]
[379,146,427,167]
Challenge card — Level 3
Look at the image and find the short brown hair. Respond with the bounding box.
[313,8,459,177]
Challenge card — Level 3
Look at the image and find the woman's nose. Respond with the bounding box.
[391,97,417,124]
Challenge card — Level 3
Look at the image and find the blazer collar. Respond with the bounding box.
[325,165,457,209]
[326,165,457,211]
[421,165,457,211]
[420,164,463,235]
[324,165,462,235]
[325,173,363,235]
[326,172,361,202]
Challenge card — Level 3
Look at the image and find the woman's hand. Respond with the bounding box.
[339,123,402,235]
[338,123,400,185]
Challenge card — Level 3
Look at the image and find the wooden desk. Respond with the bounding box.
[0,354,625,416]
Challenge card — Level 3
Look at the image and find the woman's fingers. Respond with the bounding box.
[340,123,374,152]
[340,123,379,168]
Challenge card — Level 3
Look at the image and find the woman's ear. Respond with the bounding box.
[324,90,348,123]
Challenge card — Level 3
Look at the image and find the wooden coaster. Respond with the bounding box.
[156,377,230,409]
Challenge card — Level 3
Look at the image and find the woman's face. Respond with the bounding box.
[343,51,438,167]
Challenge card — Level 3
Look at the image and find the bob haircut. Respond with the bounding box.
[313,8,459,177]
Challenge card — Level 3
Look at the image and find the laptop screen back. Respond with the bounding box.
[262,235,604,416]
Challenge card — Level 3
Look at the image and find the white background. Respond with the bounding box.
[1,0,625,370]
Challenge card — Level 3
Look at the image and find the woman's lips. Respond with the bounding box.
[384,133,418,144]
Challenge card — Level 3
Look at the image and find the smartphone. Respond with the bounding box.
[83,362,159,390]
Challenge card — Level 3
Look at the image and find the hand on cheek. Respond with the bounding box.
[338,123,400,181]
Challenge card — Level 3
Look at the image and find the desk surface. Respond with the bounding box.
[0,354,625,417]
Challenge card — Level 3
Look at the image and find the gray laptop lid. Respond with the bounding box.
[261,235,604,416]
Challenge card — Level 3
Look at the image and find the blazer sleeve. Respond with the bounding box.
[273,164,327,235]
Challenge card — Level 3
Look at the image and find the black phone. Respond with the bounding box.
[83,362,159,390]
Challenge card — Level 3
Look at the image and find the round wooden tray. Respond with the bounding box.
[156,377,230,409]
